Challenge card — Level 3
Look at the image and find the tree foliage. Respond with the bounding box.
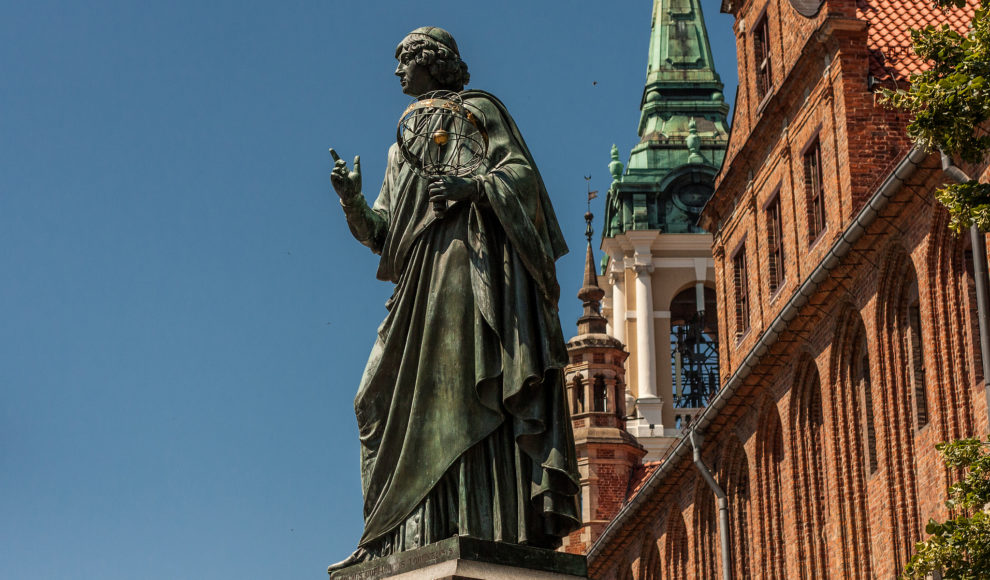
[902,436,990,579]
[881,0,990,232]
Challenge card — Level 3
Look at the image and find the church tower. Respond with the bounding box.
[560,211,646,555]
[601,0,728,459]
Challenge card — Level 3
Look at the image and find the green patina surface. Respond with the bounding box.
[603,0,730,238]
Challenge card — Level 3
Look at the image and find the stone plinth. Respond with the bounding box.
[329,536,587,580]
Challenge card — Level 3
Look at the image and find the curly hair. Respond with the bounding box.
[395,36,470,91]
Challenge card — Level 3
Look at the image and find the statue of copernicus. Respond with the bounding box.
[328,26,580,570]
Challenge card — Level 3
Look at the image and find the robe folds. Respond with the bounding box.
[340,90,580,554]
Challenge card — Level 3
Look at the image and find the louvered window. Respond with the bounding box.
[754,15,773,101]
[733,245,750,339]
[860,348,878,474]
[908,303,929,428]
[767,196,785,293]
[804,139,827,241]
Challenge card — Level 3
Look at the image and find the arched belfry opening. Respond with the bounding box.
[670,285,719,414]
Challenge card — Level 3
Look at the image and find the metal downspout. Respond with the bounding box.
[690,430,731,580]
[940,151,990,416]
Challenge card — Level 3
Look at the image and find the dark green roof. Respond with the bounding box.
[604,0,729,238]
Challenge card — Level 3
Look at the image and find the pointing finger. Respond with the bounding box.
[329,148,341,162]
[353,156,361,175]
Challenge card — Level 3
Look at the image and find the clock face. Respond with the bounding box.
[788,0,823,17]
[675,184,712,210]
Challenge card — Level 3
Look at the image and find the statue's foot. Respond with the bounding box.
[327,548,369,574]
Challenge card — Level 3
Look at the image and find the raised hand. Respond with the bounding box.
[329,148,362,200]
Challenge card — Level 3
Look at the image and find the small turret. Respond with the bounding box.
[560,206,645,556]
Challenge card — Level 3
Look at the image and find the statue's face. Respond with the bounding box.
[395,45,441,97]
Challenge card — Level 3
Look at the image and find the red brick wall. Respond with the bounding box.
[588,0,989,578]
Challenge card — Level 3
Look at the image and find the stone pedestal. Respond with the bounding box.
[632,395,664,430]
[329,537,587,580]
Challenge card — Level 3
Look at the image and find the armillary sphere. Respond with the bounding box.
[396,90,489,213]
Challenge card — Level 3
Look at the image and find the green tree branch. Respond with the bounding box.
[902,437,990,579]
[880,0,990,231]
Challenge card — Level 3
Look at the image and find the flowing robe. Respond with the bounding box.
[340,90,580,554]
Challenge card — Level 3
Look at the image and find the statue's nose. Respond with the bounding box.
[394,63,404,76]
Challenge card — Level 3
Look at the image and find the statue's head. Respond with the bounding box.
[394,27,470,96]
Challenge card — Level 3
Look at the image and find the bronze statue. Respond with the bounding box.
[328,27,580,571]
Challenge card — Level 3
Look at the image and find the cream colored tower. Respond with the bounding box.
[601,233,716,460]
[598,0,728,460]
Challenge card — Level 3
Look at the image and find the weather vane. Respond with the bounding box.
[584,175,598,244]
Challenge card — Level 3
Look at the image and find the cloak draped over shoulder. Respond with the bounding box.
[340,90,580,552]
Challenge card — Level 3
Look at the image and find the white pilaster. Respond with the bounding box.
[609,267,626,345]
[633,261,656,398]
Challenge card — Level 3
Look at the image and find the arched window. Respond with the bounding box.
[638,535,660,580]
[694,475,718,579]
[906,296,929,429]
[670,286,720,408]
[878,246,926,565]
[927,211,978,440]
[791,357,828,577]
[618,561,635,580]
[663,512,689,578]
[592,375,608,413]
[757,403,786,578]
[719,436,751,578]
[573,376,585,414]
[856,334,879,475]
[831,306,874,576]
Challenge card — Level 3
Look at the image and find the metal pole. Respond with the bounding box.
[690,430,732,580]
[940,151,990,417]
[968,225,990,381]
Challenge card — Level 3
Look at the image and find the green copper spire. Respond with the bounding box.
[603,0,729,237]
[644,0,721,96]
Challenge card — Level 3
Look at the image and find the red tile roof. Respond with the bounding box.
[859,0,979,84]
[625,460,662,502]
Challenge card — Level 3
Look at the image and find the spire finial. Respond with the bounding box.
[687,118,704,164]
[584,175,598,244]
[584,175,598,246]
[577,190,607,335]
[608,145,624,183]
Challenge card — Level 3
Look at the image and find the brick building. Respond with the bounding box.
[573,0,990,578]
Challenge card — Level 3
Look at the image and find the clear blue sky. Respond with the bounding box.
[1,2,736,578]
